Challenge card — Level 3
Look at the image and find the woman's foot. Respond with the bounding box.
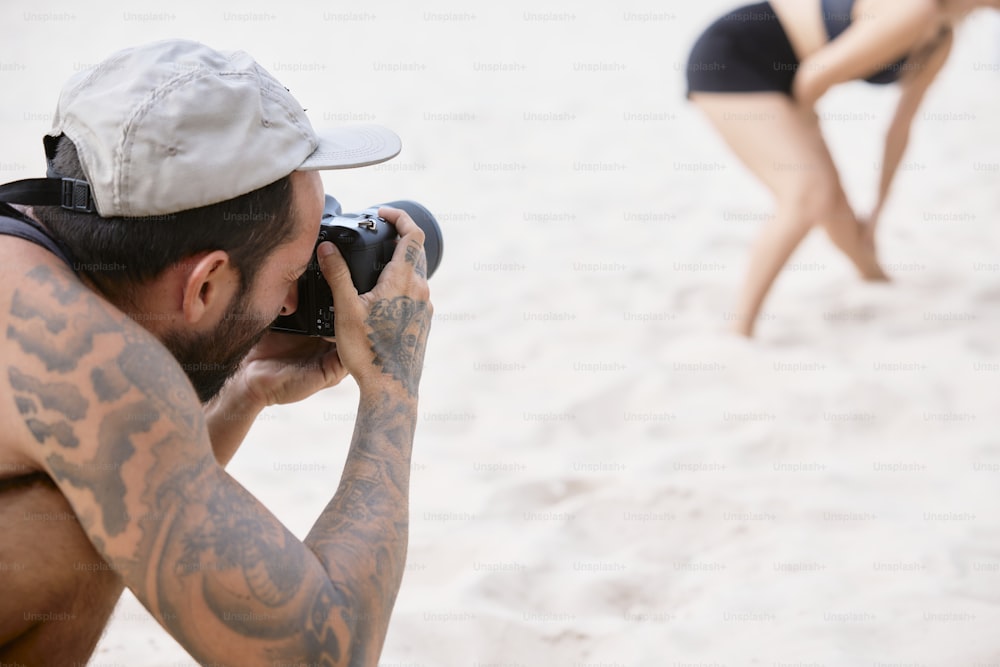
[857,224,890,282]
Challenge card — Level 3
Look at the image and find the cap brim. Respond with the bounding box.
[298,124,402,170]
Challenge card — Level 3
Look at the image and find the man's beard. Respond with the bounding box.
[161,288,274,403]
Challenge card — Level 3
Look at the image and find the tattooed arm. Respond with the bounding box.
[5,208,431,666]
[304,207,431,661]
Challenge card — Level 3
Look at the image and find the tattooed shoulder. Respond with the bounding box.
[3,258,207,539]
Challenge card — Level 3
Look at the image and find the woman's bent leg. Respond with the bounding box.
[690,92,886,336]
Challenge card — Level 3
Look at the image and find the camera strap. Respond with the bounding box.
[0,134,99,214]
[0,177,97,213]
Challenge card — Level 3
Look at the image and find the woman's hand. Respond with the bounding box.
[792,62,828,110]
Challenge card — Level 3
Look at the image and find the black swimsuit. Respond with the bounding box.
[686,0,908,97]
[821,0,907,84]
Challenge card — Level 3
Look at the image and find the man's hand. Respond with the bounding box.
[239,332,348,407]
[317,206,433,399]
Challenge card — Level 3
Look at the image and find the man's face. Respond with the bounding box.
[164,171,325,403]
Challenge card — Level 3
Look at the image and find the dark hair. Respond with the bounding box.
[33,137,296,301]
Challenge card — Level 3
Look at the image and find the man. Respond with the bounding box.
[0,39,432,666]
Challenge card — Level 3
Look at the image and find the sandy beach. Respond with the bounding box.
[2,1,1000,665]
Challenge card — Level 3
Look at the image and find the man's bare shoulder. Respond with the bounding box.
[0,240,137,662]
[0,237,212,543]
[0,239,99,468]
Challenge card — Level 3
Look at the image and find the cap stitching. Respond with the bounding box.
[117,68,210,216]
[256,84,315,144]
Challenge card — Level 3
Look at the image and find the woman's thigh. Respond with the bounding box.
[690,92,845,215]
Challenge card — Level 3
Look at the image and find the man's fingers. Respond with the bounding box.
[316,241,358,304]
[373,208,428,284]
[320,345,348,386]
[378,207,425,245]
[316,210,429,321]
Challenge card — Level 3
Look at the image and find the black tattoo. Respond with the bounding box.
[354,398,415,466]
[307,436,408,554]
[304,585,346,663]
[14,395,37,415]
[341,477,379,522]
[7,268,118,372]
[8,365,88,448]
[91,360,131,402]
[117,339,203,438]
[163,481,310,638]
[45,400,158,536]
[10,289,67,333]
[26,265,79,305]
[366,297,430,398]
[404,243,427,279]
[8,365,88,420]
[25,418,79,448]
[369,544,399,626]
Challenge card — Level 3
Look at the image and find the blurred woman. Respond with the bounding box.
[686,0,999,336]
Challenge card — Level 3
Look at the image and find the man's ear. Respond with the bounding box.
[180,250,239,325]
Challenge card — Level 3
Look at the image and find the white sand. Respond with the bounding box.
[3,1,1000,665]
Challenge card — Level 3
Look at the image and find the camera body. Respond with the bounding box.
[270,195,441,337]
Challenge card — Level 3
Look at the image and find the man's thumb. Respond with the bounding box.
[316,242,358,305]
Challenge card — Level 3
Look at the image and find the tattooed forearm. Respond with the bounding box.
[300,389,417,663]
[366,297,430,399]
[310,399,414,550]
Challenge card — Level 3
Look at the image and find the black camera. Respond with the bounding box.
[270,195,443,337]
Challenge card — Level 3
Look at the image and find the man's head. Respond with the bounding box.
[34,139,324,403]
[148,169,325,404]
[27,39,400,401]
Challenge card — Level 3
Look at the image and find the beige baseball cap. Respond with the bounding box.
[46,39,401,217]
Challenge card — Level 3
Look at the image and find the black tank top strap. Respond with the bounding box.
[0,202,77,272]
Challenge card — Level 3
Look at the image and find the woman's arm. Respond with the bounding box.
[793,0,939,107]
[870,29,954,229]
